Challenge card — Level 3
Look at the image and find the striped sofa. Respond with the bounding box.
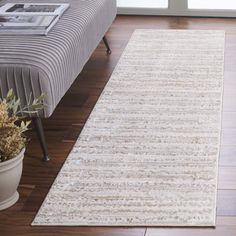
[0,0,117,160]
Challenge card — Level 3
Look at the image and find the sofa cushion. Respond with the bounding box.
[0,0,117,117]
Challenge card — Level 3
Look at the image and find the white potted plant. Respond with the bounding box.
[0,89,44,210]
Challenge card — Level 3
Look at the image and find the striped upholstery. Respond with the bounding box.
[0,0,117,117]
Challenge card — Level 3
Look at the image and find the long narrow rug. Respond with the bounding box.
[32,30,225,226]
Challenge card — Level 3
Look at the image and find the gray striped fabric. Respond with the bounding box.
[0,0,117,117]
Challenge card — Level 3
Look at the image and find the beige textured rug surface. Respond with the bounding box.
[32,30,225,226]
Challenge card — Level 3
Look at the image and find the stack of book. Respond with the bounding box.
[0,3,70,35]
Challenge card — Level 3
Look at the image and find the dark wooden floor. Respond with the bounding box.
[1,15,236,236]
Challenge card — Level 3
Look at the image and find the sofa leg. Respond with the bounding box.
[103,36,112,54]
[32,117,50,162]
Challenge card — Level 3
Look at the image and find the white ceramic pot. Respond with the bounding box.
[0,148,25,210]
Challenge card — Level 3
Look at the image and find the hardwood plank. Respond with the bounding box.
[146,217,236,236]
[219,146,236,166]
[62,124,83,142]
[222,112,236,130]
[0,214,146,236]
[221,129,236,146]
[217,190,236,216]
[218,167,236,190]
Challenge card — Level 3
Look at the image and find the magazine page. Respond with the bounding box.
[0,15,59,35]
[0,3,69,35]
[0,3,69,17]
[0,15,57,28]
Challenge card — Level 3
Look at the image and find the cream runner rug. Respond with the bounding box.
[33,30,225,226]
